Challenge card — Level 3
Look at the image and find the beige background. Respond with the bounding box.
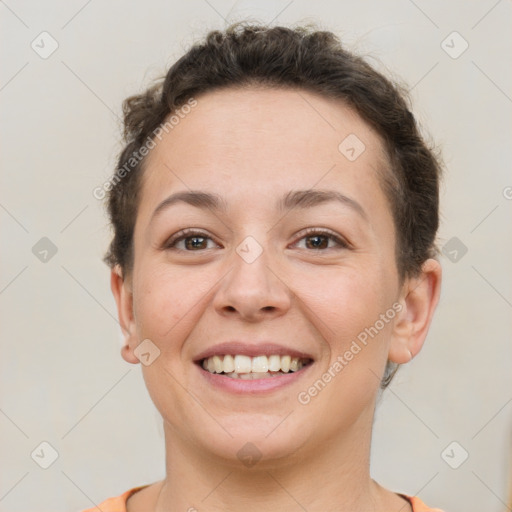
[1,1,511,511]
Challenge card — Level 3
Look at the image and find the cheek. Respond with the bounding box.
[294,268,395,421]
[291,262,397,407]
[293,264,391,341]
[132,262,214,346]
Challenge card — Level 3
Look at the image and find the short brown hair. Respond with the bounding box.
[103,22,442,388]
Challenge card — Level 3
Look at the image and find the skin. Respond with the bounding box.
[111,87,442,511]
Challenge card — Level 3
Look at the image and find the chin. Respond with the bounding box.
[191,412,312,468]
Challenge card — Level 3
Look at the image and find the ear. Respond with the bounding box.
[110,265,139,364]
[388,258,442,364]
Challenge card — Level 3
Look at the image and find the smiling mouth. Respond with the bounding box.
[199,354,313,379]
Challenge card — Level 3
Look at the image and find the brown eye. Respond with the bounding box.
[183,236,208,250]
[304,234,330,249]
[164,230,219,251]
[294,229,349,250]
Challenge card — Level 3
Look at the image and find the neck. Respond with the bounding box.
[154,404,393,512]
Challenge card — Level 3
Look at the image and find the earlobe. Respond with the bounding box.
[110,265,140,364]
[388,259,442,364]
[120,344,139,364]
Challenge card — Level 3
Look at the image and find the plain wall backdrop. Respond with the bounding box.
[1,1,511,511]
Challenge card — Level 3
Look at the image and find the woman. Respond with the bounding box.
[84,23,444,512]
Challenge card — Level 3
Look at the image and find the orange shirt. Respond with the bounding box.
[79,485,445,511]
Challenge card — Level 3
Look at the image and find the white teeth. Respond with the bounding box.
[223,354,235,373]
[268,354,281,372]
[201,354,311,377]
[251,355,268,372]
[213,355,223,373]
[234,355,252,374]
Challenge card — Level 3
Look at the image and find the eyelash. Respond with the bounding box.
[163,228,350,252]
[295,228,350,250]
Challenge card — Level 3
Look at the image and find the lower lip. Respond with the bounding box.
[196,363,314,394]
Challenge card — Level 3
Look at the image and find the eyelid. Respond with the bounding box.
[291,227,351,249]
[162,227,351,251]
[163,228,221,250]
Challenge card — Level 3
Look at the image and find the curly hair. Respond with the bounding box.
[103,22,442,388]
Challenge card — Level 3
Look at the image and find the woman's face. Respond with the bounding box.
[118,87,413,464]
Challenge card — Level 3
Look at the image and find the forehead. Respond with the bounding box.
[138,86,391,221]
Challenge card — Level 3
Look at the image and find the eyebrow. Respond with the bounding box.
[151,189,368,222]
[151,191,228,220]
[279,189,368,221]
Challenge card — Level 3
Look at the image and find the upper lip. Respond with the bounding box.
[194,342,315,362]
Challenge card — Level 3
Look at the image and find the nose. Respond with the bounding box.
[213,243,292,322]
